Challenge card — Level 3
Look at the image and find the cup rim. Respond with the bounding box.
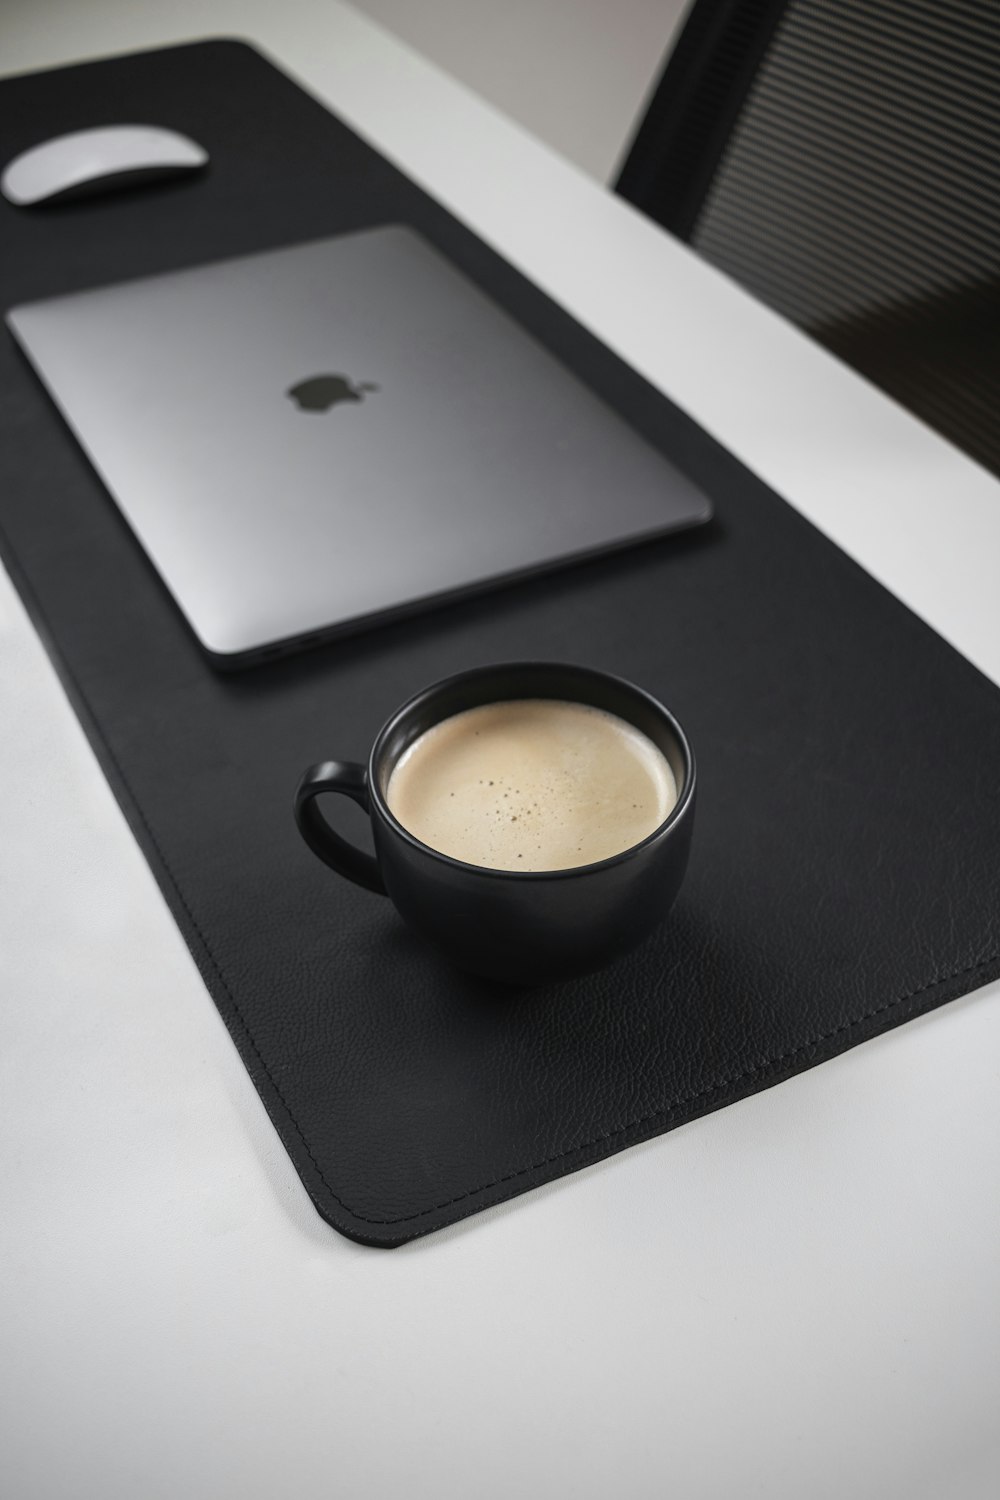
[367,661,696,882]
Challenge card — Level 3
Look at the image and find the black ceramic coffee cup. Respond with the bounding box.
[294,662,695,985]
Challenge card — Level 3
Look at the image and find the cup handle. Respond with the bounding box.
[293,761,387,895]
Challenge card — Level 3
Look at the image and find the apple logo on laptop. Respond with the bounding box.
[286,374,379,412]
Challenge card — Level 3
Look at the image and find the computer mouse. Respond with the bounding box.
[1,124,208,207]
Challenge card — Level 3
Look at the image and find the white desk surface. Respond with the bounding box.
[2,6,999,1498]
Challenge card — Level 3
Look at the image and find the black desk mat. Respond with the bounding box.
[2,41,998,1246]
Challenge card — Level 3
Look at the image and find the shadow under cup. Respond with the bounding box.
[294,662,696,986]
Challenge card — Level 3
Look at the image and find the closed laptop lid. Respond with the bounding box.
[7,226,712,662]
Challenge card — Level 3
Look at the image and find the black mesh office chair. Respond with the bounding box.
[616,0,1000,478]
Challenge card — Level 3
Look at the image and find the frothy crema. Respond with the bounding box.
[385,698,676,872]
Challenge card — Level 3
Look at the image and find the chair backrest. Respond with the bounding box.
[617,0,1000,478]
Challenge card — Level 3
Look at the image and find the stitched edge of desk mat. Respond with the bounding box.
[1,40,998,1246]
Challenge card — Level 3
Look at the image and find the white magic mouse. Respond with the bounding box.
[1,124,208,206]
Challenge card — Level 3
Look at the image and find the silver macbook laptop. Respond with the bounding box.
[6,226,711,665]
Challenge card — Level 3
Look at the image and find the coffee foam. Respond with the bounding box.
[386,698,677,872]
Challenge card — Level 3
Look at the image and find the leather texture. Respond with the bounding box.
[1,41,998,1246]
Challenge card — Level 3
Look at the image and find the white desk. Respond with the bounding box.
[2,6,999,1498]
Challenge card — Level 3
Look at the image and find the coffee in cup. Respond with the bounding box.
[386,699,677,872]
[294,662,695,984]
